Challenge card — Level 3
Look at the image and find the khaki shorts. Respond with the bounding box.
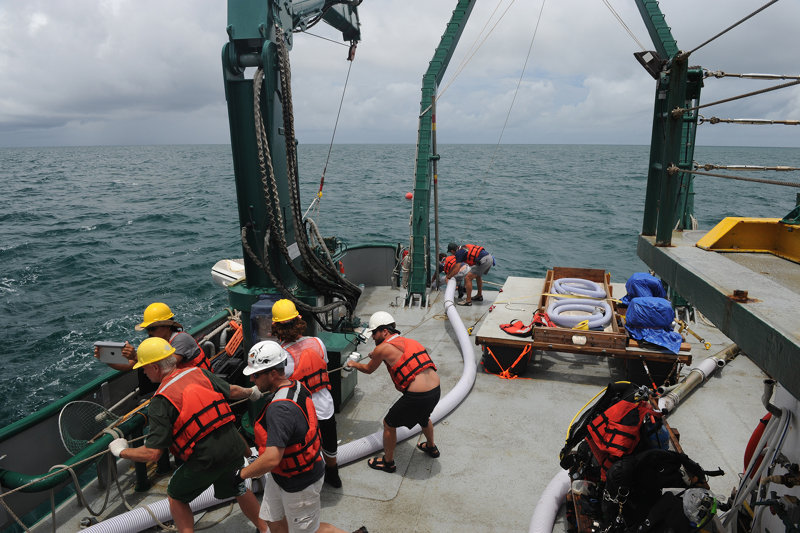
[259,474,324,532]
[469,253,493,276]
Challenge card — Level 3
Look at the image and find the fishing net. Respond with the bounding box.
[58,401,120,455]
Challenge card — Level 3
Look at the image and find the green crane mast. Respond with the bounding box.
[222,0,361,348]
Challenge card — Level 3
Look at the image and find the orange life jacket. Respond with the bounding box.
[155,367,236,461]
[254,381,321,477]
[385,335,437,392]
[170,331,211,371]
[283,337,331,394]
[585,398,659,480]
[442,255,457,273]
[464,244,485,266]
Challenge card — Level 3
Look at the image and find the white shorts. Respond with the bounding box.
[259,474,323,533]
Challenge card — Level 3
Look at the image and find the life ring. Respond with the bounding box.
[552,277,606,299]
[546,298,612,329]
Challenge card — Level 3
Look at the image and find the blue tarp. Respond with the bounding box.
[625,296,683,354]
[620,272,667,306]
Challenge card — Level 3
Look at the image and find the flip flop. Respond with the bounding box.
[367,455,396,473]
[417,441,440,458]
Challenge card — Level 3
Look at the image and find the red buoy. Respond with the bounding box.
[405,192,413,200]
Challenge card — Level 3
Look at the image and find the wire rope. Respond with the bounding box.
[670,165,800,189]
[682,0,781,59]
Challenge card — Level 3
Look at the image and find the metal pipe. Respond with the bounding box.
[657,343,736,414]
[762,379,781,416]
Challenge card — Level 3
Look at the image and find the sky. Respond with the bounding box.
[1,0,799,148]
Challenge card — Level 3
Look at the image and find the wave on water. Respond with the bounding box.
[0,143,797,427]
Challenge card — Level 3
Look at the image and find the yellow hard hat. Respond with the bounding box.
[271,299,300,323]
[132,337,175,369]
[135,302,175,331]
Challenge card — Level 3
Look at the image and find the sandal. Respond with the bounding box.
[367,456,396,473]
[457,300,472,306]
[417,442,440,458]
[472,295,483,302]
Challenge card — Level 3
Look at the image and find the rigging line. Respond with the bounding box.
[705,70,800,81]
[600,0,646,51]
[681,0,780,58]
[669,166,800,189]
[314,55,355,208]
[481,0,546,177]
[434,0,518,107]
[301,31,350,47]
[694,162,800,172]
[699,116,800,126]
[672,79,800,117]
[440,0,509,93]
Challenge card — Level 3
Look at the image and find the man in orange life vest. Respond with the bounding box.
[346,311,441,473]
[236,341,366,533]
[270,299,342,488]
[107,337,267,533]
[94,302,211,374]
[95,302,213,473]
[446,243,494,306]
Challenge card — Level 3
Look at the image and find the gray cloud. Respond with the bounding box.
[1,0,798,147]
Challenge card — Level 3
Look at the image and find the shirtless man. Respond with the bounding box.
[346,311,441,472]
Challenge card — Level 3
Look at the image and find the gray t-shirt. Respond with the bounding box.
[169,331,202,364]
[262,397,324,492]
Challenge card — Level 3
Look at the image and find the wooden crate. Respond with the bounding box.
[532,267,627,353]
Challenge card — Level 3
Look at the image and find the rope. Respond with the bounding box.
[681,0,780,58]
[483,345,533,380]
[485,0,546,156]
[672,79,800,118]
[431,0,517,111]
[601,0,646,51]
[314,51,355,204]
[698,116,800,126]
[669,165,800,189]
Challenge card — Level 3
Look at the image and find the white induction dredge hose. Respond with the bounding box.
[82,477,264,533]
[336,277,477,464]
[528,469,571,533]
[84,278,477,532]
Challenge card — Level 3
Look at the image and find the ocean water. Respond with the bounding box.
[1,143,797,427]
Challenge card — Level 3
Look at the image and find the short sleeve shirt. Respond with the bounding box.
[169,331,202,364]
[261,393,324,492]
[146,370,247,471]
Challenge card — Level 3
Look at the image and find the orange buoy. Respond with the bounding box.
[404,192,413,200]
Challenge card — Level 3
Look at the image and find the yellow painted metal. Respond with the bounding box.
[696,217,800,263]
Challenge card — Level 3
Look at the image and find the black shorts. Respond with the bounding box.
[319,415,337,456]
[384,386,441,430]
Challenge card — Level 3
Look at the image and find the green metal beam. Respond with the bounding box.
[407,0,476,305]
[635,0,678,59]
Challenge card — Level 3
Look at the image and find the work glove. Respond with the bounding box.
[108,438,129,457]
[248,386,263,401]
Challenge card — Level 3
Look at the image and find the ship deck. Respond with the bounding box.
[37,282,771,533]
[638,231,800,400]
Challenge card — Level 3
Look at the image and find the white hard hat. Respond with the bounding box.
[363,311,395,336]
[243,340,288,376]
